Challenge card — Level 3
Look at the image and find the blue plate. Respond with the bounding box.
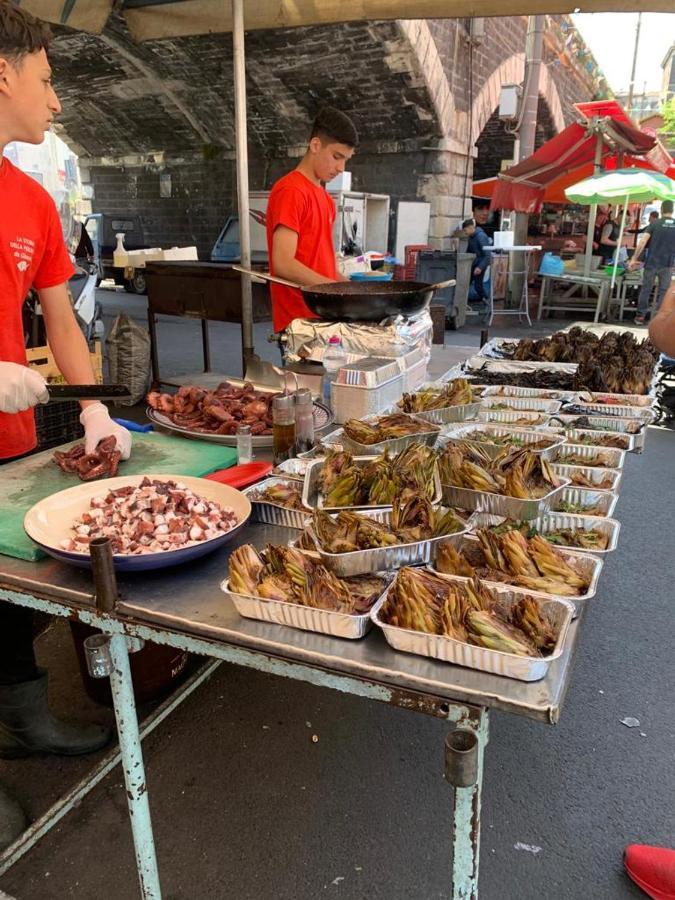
[24,474,251,572]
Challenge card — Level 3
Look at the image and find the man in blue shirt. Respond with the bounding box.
[463,218,492,303]
[628,200,675,325]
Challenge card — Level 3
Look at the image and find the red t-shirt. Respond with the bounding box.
[0,158,74,459]
[265,170,336,332]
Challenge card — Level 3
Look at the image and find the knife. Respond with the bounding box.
[46,384,132,402]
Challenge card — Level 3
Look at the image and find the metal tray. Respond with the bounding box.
[221,578,381,639]
[371,579,575,682]
[244,478,310,529]
[562,428,636,452]
[479,396,562,414]
[577,391,656,408]
[438,424,564,460]
[273,458,311,479]
[390,383,482,426]
[479,385,578,402]
[552,486,619,518]
[430,536,603,610]
[465,354,578,374]
[304,506,469,576]
[339,414,441,455]
[553,444,626,470]
[478,409,551,427]
[147,399,333,448]
[468,511,621,555]
[547,414,644,434]
[303,456,443,512]
[551,464,621,493]
[441,477,570,521]
[561,401,655,423]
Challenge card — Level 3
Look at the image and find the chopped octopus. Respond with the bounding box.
[60,477,239,555]
[147,382,275,436]
[53,436,122,481]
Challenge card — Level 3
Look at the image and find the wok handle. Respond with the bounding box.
[429,279,456,291]
[232,265,302,291]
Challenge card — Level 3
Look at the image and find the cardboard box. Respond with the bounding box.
[26,342,103,385]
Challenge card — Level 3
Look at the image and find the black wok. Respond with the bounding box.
[233,266,454,322]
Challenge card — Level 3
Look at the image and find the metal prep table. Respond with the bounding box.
[537,272,612,323]
[0,517,585,900]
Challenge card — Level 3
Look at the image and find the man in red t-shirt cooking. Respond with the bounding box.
[0,3,130,847]
[266,107,358,333]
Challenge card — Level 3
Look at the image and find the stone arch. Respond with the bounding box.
[396,19,454,137]
[470,53,565,147]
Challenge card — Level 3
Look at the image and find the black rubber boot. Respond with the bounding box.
[0,783,27,851]
[0,670,111,758]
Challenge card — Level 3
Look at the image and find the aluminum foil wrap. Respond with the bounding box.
[282,311,433,364]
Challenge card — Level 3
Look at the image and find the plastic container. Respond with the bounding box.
[323,336,347,408]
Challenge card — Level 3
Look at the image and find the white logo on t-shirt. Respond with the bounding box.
[9,235,35,273]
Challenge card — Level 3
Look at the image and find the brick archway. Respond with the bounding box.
[397,19,454,136]
[470,53,565,147]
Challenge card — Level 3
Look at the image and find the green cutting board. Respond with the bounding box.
[0,432,238,561]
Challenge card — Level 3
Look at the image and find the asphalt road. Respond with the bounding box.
[0,292,672,899]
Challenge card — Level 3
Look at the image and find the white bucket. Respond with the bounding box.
[493,218,514,249]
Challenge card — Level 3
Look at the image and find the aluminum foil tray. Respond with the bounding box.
[578,391,656,408]
[468,511,621,555]
[562,428,636,452]
[465,354,578,374]
[371,580,574,682]
[244,478,311,529]
[304,506,469,577]
[441,477,570,521]
[551,464,622,493]
[393,401,482,427]
[273,458,311,479]
[479,385,578,402]
[334,356,401,388]
[478,409,551,427]
[429,537,603,612]
[479,396,562,414]
[552,487,619,518]
[303,456,442,512]
[339,415,441,455]
[553,444,626,470]
[222,578,383,639]
[438,424,564,460]
[547,414,644,434]
[562,401,655,423]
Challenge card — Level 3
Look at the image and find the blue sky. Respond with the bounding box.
[573,13,674,95]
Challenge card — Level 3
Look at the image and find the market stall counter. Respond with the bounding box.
[0,519,584,900]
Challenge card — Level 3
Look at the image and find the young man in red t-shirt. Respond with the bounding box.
[0,3,127,847]
[266,107,358,333]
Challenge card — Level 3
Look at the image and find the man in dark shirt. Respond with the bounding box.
[463,218,492,303]
[628,200,675,324]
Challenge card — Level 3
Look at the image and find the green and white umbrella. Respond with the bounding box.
[565,169,675,289]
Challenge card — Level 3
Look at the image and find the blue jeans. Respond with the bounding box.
[637,266,673,315]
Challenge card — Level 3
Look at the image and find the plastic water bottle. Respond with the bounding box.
[322,335,346,409]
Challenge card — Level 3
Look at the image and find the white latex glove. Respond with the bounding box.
[80,402,132,460]
[0,362,49,414]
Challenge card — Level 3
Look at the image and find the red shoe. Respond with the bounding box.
[624,845,675,900]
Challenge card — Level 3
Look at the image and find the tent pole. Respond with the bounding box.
[232,0,257,373]
[583,127,603,278]
[611,194,629,292]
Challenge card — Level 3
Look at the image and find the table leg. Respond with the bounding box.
[147,309,160,389]
[108,633,162,900]
[201,319,211,373]
[537,278,546,319]
[446,708,489,900]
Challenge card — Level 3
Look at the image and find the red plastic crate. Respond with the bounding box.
[404,244,432,280]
